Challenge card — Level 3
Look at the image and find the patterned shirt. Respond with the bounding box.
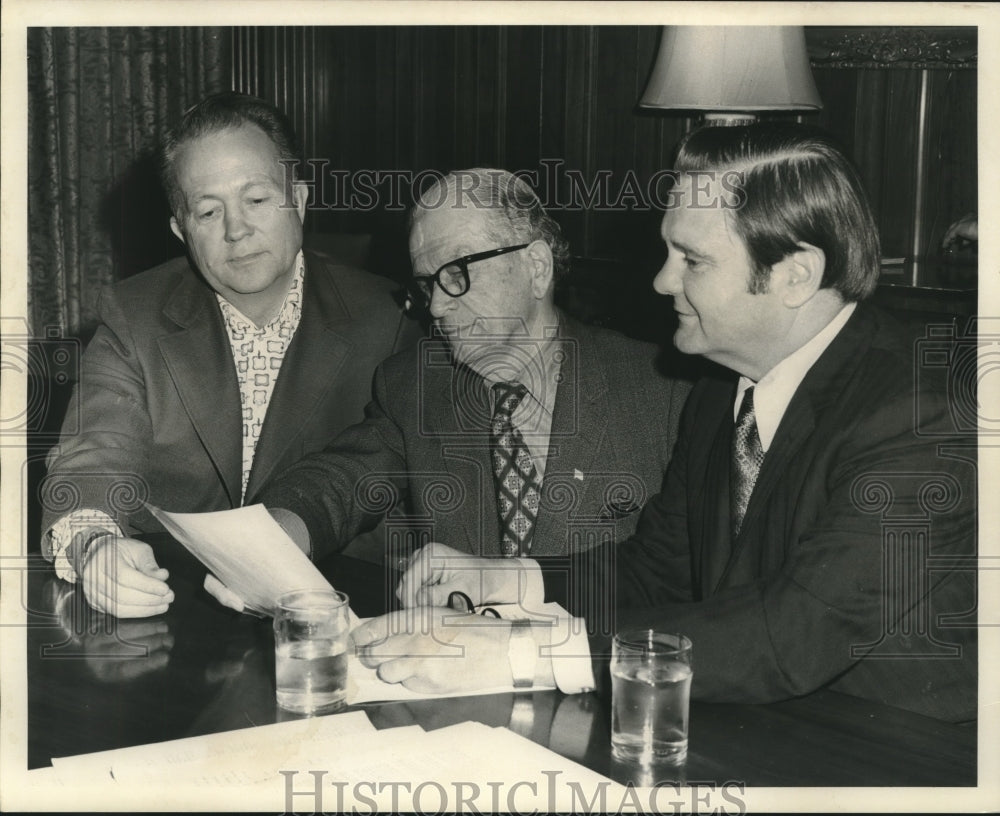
[216,252,305,500]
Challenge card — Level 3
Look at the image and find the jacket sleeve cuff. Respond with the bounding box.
[268,508,312,559]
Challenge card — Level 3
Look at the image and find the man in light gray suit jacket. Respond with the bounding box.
[41,93,418,618]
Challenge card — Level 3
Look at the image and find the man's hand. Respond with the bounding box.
[351,607,514,694]
[80,536,173,618]
[203,573,246,613]
[395,542,528,608]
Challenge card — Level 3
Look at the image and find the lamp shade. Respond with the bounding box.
[640,26,822,112]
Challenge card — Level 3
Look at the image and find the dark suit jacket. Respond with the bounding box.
[260,316,692,559]
[41,250,419,536]
[543,304,976,723]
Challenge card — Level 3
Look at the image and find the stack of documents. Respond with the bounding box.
[43,711,624,811]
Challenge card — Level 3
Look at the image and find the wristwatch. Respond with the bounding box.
[508,619,536,690]
[72,529,115,576]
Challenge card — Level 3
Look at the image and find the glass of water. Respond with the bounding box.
[610,630,692,764]
[273,589,350,715]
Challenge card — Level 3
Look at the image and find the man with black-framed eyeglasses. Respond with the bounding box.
[407,242,529,308]
[249,167,692,693]
[258,168,691,575]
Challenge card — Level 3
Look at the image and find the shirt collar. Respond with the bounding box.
[734,302,856,452]
[484,320,563,419]
[217,251,305,335]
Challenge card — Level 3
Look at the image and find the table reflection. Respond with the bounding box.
[40,578,174,682]
[26,554,978,786]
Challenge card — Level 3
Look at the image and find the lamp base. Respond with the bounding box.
[701,112,759,127]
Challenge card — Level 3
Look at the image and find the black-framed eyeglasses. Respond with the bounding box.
[408,243,529,309]
[447,590,501,618]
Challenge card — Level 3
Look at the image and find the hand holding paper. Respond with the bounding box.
[203,573,249,614]
[146,503,332,616]
[146,503,560,703]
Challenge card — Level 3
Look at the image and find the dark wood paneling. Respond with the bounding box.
[878,69,924,259]
[230,25,976,310]
[922,69,977,255]
[810,61,976,271]
[548,26,595,255]
[504,27,544,174]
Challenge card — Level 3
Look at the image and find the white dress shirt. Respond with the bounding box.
[733,302,856,451]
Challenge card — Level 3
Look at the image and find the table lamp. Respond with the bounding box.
[640,25,822,125]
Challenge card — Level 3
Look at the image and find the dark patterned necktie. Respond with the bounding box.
[490,382,542,557]
[731,386,764,537]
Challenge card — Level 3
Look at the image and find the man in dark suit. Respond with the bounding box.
[41,93,417,618]
[356,125,976,723]
[259,169,691,566]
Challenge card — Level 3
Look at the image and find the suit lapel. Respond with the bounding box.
[158,269,243,507]
[428,357,495,554]
[733,398,816,544]
[533,320,608,556]
[718,305,878,588]
[697,381,738,595]
[245,257,354,500]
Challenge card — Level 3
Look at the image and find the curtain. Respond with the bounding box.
[27,27,230,337]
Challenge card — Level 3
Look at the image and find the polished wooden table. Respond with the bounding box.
[24,537,976,787]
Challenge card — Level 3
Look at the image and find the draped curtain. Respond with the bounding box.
[27,27,230,337]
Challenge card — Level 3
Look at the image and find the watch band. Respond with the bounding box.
[73,529,115,577]
[508,619,536,690]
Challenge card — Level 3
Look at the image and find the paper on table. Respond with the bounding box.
[146,503,332,615]
[50,710,376,785]
[246,721,625,811]
[57,720,622,809]
[345,602,566,704]
[49,717,622,809]
[110,724,428,788]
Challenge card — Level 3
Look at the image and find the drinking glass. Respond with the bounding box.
[273,589,350,714]
[610,630,692,763]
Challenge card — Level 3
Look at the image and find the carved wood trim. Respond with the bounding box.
[807,26,976,69]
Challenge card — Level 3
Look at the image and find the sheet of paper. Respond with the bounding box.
[247,721,626,812]
[111,724,426,787]
[49,718,624,810]
[146,503,332,614]
[23,767,63,786]
[345,603,568,704]
[51,709,375,785]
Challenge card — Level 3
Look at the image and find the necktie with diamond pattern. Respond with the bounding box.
[490,382,542,556]
[731,386,764,537]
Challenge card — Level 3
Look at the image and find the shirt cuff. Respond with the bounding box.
[545,615,596,695]
[513,557,545,609]
[45,510,124,583]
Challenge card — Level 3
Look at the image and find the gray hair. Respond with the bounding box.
[412,168,571,281]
